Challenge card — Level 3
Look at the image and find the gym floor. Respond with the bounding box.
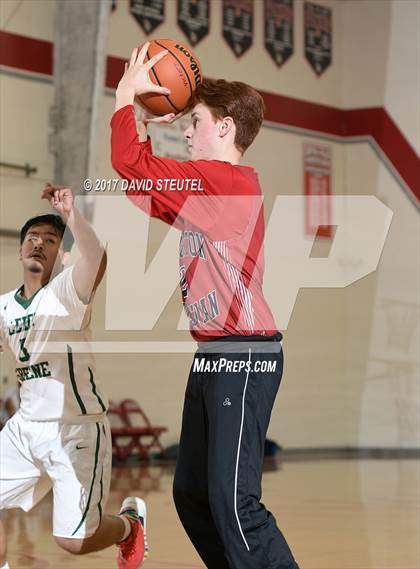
[3,456,419,569]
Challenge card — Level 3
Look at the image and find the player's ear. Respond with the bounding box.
[219,116,234,138]
[19,246,22,261]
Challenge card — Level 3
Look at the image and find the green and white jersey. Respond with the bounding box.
[0,266,108,421]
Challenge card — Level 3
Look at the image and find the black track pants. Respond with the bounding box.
[173,335,300,569]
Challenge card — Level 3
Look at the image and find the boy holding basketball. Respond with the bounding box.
[111,44,300,569]
[0,186,147,569]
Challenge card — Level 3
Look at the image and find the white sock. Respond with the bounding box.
[0,561,10,569]
[118,515,131,542]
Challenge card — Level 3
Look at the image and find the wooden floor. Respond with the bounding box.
[3,458,419,569]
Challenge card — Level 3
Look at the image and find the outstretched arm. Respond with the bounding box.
[42,184,107,303]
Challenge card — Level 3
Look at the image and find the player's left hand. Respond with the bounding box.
[41,184,74,219]
[135,102,183,126]
[144,111,184,124]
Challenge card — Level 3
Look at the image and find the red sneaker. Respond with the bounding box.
[117,497,149,569]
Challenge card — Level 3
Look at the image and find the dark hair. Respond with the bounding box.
[20,214,74,252]
[191,78,266,153]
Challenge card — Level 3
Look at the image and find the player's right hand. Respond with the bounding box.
[117,43,172,98]
[41,184,74,220]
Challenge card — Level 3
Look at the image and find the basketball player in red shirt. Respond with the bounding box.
[111,44,300,569]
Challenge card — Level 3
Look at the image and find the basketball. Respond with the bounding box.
[137,39,203,116]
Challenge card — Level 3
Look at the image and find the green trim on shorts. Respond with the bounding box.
[67,345,87,414]
[72,423,101,536]
[88,367,106,412]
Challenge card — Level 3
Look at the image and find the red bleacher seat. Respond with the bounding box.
[108,399,168,461]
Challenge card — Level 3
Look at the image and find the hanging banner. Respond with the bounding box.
[264,0,293,67]
[222,0,253,57]
[177,0,210,46]
[130,0,165,35]
[303,143,332,238]
[304,2,332,76]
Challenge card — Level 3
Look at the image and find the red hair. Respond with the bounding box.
[191,78,265,153]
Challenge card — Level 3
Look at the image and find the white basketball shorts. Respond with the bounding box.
[0,410,111,538]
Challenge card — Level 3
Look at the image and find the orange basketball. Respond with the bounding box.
[137,39,203,116]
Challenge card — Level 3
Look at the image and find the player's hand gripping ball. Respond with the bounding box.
[137,39,203,116]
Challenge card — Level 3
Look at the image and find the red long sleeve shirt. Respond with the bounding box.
[111,105,277,341]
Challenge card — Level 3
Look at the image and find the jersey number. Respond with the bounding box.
[18,337,30,363]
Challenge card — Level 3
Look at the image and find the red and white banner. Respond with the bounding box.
[222,0,254,57]
[303,143,332,237]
